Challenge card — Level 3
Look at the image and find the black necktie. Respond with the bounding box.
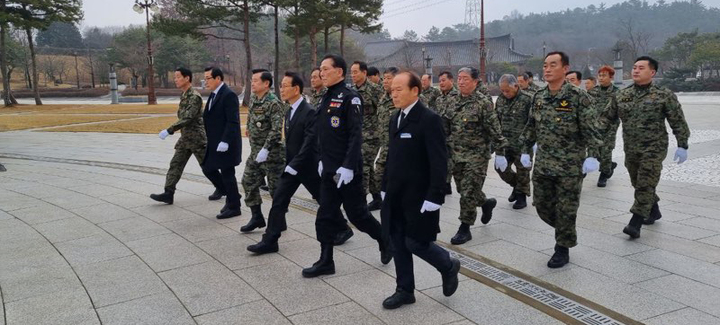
[207,93,216,110]
[399,112,406,127]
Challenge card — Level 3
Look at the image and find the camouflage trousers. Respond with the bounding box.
[242,157,284,207]
[362,138,381,196]
[494,149,532,196]
[374,144,389,192]
[446,145,454,184]
[453,158,489,225]
[164,147,206,191]
[600,121,620,175]
[625,150,664,218]
[532,174,583,248]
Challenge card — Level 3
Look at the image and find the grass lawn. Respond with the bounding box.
[0,114,140,131]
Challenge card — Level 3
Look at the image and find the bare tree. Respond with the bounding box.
[618,18,653,59]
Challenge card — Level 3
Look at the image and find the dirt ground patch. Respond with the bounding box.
[0,114,140,131]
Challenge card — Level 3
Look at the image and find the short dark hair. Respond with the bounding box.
[175,67,193,82]
[546,51,570,67]
[204,66,224,81]
[526,71,534,79]
[323,54,347,77]
[252,68,273,88]
[586,76,596,82]
[458,67,480,80]
[566,70,582,80]
[400,71,422,94]
[283,71,304,93]
[367,66,380,77]
[438,71,453,79]
[635,56,659,71]
[311,67,321,74]
[352,61,368,72]
[421,73,432,79]
[384,67,399,76]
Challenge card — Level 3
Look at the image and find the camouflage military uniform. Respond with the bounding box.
[374,91,397,190]
[495,90,534,196]
[450,91,508,225]
[600,83,690,218]
[309,87,327,108]
[520,82,602,248]
[353,81,383,196]
[164,88,207,191]
[435,87,459,186]
[588,84,620,176]
[242,91,286,208]
[477,81,490,97]
[528,83,541,93]
[420,86,442,111]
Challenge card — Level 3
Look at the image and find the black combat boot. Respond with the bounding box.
[442,258,461,297]
[240,205,266,233]
[150,187,174,205]
[597,173,608,187]
[208,189,225,201]
[367,193,383,211]
[382,289,416,309]
[508,189,518,202]
[480,198,497,224]
[450,223,472,245]
[302,243,335,278]
[623,214,644,239]
[247,234,279,255]
[643,203,662,225]
[608,162,618,178]
[445,182,453,195]
[333,227,354,245]
[512,194,527,210]
[547,244,570,268]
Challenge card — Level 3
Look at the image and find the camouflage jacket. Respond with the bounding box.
[377,91,397,148]
[308,87,327,108]
[435,87,459,145]
[450,91,508,162]
[520,82,603,177]
[167,88,206,150]
[495,90,534,153]
[352,81,382,141]
[600,83,690,152]
[477,81,490,97]
[420,86,442,112]
[527,83,541,93]
[589,84,620,132]
[247,91,286,161]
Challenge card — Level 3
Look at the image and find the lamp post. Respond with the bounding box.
[133,0,159,105]
[479,0,487,83]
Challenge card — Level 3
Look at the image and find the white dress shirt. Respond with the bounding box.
[397,99,418,128]
[208,82,225,110]
[289,96,303,121]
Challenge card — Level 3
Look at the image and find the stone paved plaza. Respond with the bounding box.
[1,94,720,324]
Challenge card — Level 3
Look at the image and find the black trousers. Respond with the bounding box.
[202,166,241,209]
[263,171,346,242]
[315,171,382,244]
[389,202,452,292]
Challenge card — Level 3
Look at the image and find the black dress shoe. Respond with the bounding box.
[512,194,527,209]
[480,198,497,224]
[442,258,461,297]
[379,240,392,265]
[333,228,354,245]
[547,245,569,268]
[450,223,472,245]
[643,203,662,225]
[247,240,279,255]
[382,289,416,309]
[240,205,266,233]
[623,214,644,238]
[150,189,174,205]
[216,208,241,219]
[208,189,225,201]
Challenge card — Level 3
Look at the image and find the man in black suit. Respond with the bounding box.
[302,54,392,278]
[246,72,353,254]
[201,67,242,219]
[380,71,460,309]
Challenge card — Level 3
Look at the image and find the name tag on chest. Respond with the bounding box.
[400,133,412,139]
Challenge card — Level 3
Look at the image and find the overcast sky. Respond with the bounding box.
[81,0,720,38]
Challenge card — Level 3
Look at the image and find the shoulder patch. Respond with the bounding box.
[351,97,362,105]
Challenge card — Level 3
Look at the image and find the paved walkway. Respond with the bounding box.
[2,94,720,324]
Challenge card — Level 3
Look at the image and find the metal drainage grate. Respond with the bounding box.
[449,251,625,325]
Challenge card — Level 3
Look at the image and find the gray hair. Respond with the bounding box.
[457,67,479,80]
[499,74,518,86]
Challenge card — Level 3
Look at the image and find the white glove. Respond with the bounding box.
[159,130,169,140]
[381,191,385,200]
[674,148,687,164]
[318,161,323,176]
[533,143,538,154]
[582,157,600,174]
[420,200,441,213]
[520,154,532,168]
[335,167,354,188]
[285,165,298,175]
[255,147,269,163]
[494,155,508,172]
[217,142,229,152]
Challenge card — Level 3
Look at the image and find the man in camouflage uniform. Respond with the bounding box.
[495,74,534,210]
[241,69,286,233]
[368,66,381,85]
[519,52,602,268]
[374,67,399,198]
[151,68,208,205]
[590,65,621,187]
[435,71,459,195]
[350,61,383,211]
[308,68,326,107]
[449,67,509,246]
[420,73,442,111]
[599,56,690,238]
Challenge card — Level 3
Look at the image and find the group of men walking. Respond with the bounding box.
[149,50,690,309]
